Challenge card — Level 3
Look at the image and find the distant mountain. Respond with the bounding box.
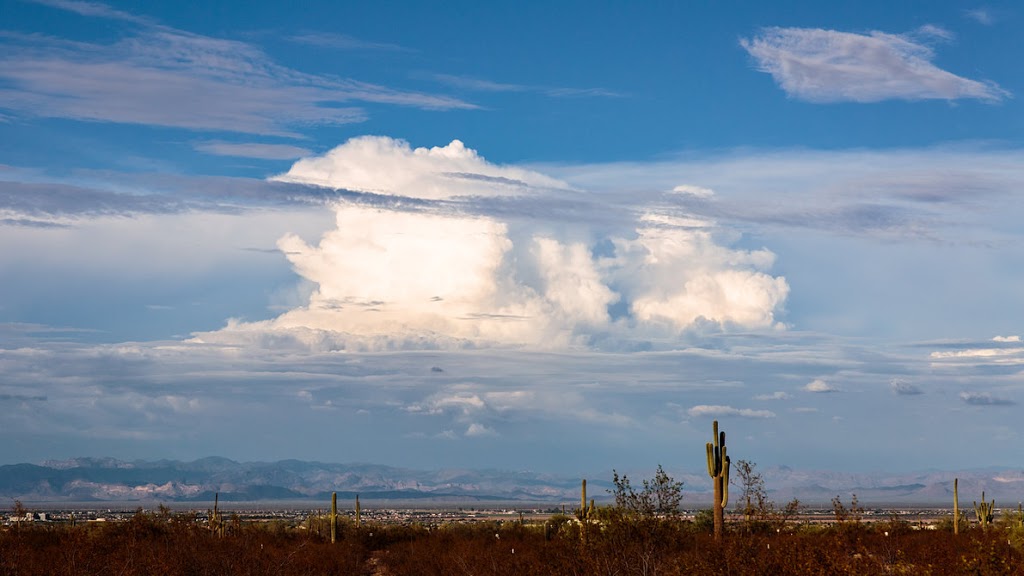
[1,458,1022,506]
[0,458,595,504]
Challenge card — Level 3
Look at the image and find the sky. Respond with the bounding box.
[1,0,1023,478]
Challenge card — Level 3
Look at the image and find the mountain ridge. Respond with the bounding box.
[3,458,1022,505]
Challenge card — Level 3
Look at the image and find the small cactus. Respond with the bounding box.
[974,491,995,527]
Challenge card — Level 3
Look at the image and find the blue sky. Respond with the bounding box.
[2,0,1023,478]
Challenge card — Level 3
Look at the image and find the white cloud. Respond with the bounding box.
[960,391,1015,406]
[687,405,776,419]
[754,391,791,401]
[0,11,473,136]
[671,184,715,198]
[200,136,789,350]
[465,422,497,437]
[804,379,838,393]
[272,136,567,199]
[993,335,1021,343]
[740,26,1008,103]
[930,348,1024,363]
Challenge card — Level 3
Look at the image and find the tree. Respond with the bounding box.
[733,459,767,526]
[610,464,683,518]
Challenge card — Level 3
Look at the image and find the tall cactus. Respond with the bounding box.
[974,491,995,528]
[953,478,959,535]
[706,420,730,540]
[330,492,338,543]
[577,479,595,547]
[209,492,223,537]
[355,494,361,526]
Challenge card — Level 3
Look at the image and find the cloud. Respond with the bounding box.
[671,184,715,198]
[740,26,1009,103]
[428,73,623,99]
[993,335,1021,343]
[30,0,150,24]
[465,423,497,437]
[960,391,1015,406]
[754,391,791,401]
[964,9,995,25]
[687,405,776,419]
[891,379,923,396]
[545,145,1024,244]
[0,6,474,136]
[804,379,838,393]
[271,136,567,199]
[193,142,314,160]
[199,136,790,350]
[287,32,409,53]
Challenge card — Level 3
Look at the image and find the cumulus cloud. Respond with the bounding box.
[804,379,838,393]
[891,379,923,396]
[740,26,1008,103]
[687,405,776,419]
[272,136,567,199]
[465,423,497,437]
[199,136,789,350]
[993,335,1021,343]
[960,391,1015,406]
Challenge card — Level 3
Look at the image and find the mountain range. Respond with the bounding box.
[2,458,1023,506]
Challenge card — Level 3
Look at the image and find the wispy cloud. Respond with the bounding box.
[964,8,995,25]
[30,0,151,24]
[542,145,1024,244]
[428,73,624,99]
[754,391,790,401]
[687,405,776,418]
[960,391,1015,406]
[0,4,475,136]
[740,26,1009,103]
[287,32,410,53]
[193,141,314,160]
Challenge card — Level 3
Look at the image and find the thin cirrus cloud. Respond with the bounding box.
[687,405,776,419]
[0,2,474,137]
[193,135,790,351]
[428,73,623,99]
[740,26,1009,103]
[193,141,314,160]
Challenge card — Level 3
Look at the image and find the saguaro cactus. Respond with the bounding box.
[953,478,959,535]
[577,479,595,547]
[330,492,338,543]
[706,420,731,540]
[210,492,224,537]
[355,494,361,526]
[974,491,995,527]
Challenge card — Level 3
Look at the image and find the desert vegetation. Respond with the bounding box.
[4,422,1023,575]
[4,502,1024,576]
